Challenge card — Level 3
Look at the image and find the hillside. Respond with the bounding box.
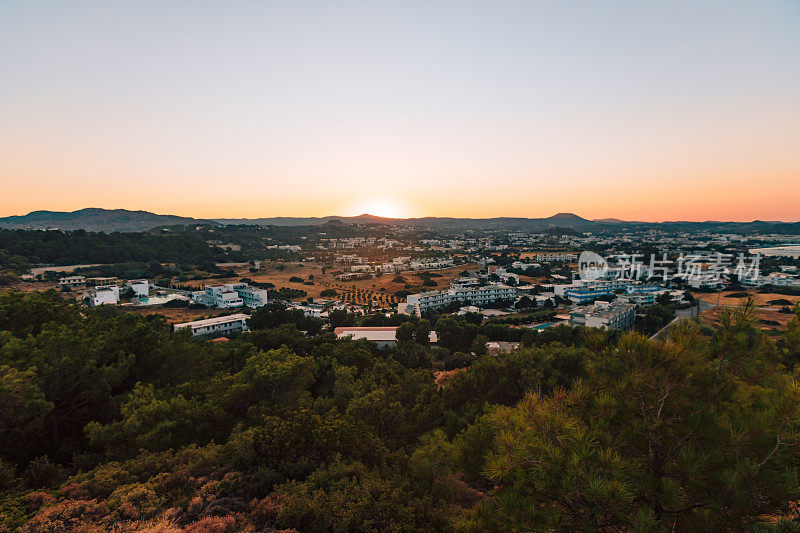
[0,208,217,232]
[215,212,599,230]
[2,208,798,233]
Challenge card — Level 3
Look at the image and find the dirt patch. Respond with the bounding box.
[125,306,232,325]
[699,306,795,335]
[434,367,469,389]
[694,290,800,308]
[176,262,480,307]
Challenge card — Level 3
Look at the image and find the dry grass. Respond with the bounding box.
[127,306,231,325]
[694,290,800,308]
[180,262,480,307]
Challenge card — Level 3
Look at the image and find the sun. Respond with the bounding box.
[350,199,409,219]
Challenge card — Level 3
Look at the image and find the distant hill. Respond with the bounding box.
[2,208,798,234]
[0,208,217,232]
[215,212,598,230]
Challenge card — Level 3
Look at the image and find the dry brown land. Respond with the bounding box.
[178,262,480,307]
[699,306,794,335]
[2,281,59,293]
[695,289,798,335]
[127,306,231,325]
[694,290,800,308]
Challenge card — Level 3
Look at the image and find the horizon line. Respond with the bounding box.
[1,207,799,225]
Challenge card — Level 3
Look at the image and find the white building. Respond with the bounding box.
[191,283,268,308]
[748,245,800,258]
[536,253,578,262]
[174,314,250,337]
[569,301,635,330]
[404,283,517,313]
[743,273,800,288]
[127,279,149,299]
[89,285,120,307]
[234,283,269,307]
[334,326,438,348]
[59,276,85,289]
[409,259,454,270]
[511,261,541,271]
[687,277,724,290]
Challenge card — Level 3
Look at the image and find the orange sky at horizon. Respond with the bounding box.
[2,1,799,223]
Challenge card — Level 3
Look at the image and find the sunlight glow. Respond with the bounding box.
[349,199,409,219]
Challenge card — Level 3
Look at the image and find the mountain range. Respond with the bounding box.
[0,208,219,232]
[1,208,798,234]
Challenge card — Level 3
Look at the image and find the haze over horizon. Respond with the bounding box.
[2,1,799,222]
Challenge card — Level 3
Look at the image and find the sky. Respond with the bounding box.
[1,1,799,222]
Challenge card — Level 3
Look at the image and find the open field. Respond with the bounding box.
[693,290,800,309]
[178,262,480,307]
[2,280,59,293]
[695,289,798,335]
[126,306,231,325]
[699,306,795,335]
[29,264,107,275]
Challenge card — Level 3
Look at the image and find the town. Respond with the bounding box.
[4,218,799,352]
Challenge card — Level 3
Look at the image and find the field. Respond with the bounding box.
[2,280,59,293]
[693,290,800,309]
[176,261,480,307]
[129,306,231,325]
[695,290,799,335]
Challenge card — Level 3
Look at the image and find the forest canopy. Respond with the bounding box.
[2,291,800,531]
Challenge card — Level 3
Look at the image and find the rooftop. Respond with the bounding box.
[174,313,250,329]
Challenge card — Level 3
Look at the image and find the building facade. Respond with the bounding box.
[404,283,517,313]
[89,285,120,307]
[59,276,85,289]
[569,301,636,330]
[191,283,268,308]
[127,279,149,298]
[174,314,250,337]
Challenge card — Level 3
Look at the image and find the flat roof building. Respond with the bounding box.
[59,275,85,289]
[191,283,268,309]
[334,326,438,348]
[405,283,517,313]
[174,314,250,337]
[127,279,149,298]
[88,285,120,307]
[569,301,635,330]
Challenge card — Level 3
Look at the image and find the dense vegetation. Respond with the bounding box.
[2,291,800,531]
[0,229,222,266]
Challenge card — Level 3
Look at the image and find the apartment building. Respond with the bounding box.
[743,273,800,288]
[404,283,517,313]
[191,283,268,309]
[58,275,85,289]
[535,253,578,262]
[174,314,250,337]
[86,277,120,288]
[334,326,438,348]
[618,285,661,306]
[88,285,120,307]
[569,301,635,330]
[127,279,149,298]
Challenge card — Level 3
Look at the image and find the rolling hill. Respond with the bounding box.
[0,208,217,232]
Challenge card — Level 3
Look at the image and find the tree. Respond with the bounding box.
[472,311,800,531]
[470,334,488,356]
[434,316,477,353]
[414,319,431,346]
[515,296,533,309]
[395,322,416,344]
